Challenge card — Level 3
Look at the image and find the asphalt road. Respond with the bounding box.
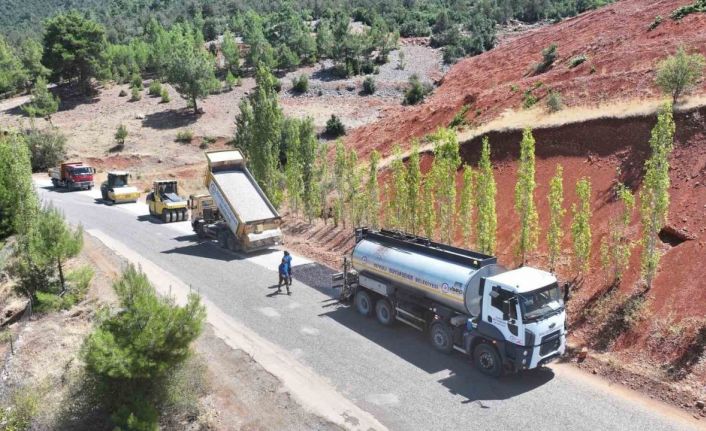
[37,181,700,431]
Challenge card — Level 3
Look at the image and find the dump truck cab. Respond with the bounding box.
[189,194,219,237]
[146,180,188,222]
[49,162,95,190]
[100,171,139,204]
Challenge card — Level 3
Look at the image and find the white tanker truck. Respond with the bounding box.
[333,228,566,377]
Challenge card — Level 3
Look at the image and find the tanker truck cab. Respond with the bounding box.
[473,267,566,375]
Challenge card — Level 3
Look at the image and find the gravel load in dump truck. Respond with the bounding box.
[211,170,277,222]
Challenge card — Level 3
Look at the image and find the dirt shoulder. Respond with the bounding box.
[0,234,342,430]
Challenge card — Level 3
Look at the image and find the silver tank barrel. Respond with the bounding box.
[352,237,505,315]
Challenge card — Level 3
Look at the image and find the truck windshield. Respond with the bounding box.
[519,283,563,322]
[71,167,92,175]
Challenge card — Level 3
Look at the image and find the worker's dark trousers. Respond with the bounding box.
[278,275,290,288]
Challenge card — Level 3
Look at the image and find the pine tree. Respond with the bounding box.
[640,103,675,289]
[388,145,408,230]
[405,142,422,234]
[22,77,59,118]
[167,44,219,114]
[600,183,635,286]
[476,137,497,254]
[420,175,435,239]
[458,164,474,247]
[571,177,592,276]
[547,164,565,272]
[514,128,539,264]
[32,205,83,293]
[333,140,347,227]
[221,30,240,75]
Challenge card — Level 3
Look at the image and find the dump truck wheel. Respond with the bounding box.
[162,210,169,223]
[473,343,503,377]
[375,299,395,326]
[227,234,239,251]
[354,290,373,317]
[194,222,206,239]
[430,322,453,354]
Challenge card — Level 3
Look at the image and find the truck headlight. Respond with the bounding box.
[523,350,528,356]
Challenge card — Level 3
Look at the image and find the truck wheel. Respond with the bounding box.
[227,233,239,251]
[473,343,503,377]
[101,189,108,201]
[354,290,373,317]
[51,179,59,188]
[375,299,395,326]
[430,322,454,354]
[181,209,188,221]
[162,210,169,223]
[194,222,206,239]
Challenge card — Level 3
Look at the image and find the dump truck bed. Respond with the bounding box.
[211,169,277,223]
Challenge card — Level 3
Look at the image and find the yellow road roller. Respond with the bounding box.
[146,180,188,222]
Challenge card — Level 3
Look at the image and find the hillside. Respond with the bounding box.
[348,0,706,160]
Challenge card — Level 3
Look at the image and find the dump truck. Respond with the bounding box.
[146,180,188,222]
[333,228,566,377]
[48,162,95,190]
[189,149,283,252]
[100,171,140,204]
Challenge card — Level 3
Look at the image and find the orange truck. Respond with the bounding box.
[48,162,96,191]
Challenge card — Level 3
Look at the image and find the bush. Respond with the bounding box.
[568,54,587,68]
[176,130,193,143]
[655,46,706,103]
[115,124,127,147]
[547,90,563,112]
[670,0,706,20]
[274,80,283,92]
[160,87,170,103]
[25,127,67,171]
[0,386,39,430]
[130,86,141,101]
[324,115,345,138]
[292,74,309,93]
[148,80,162,96]
[225,71,236,90]
[403,74,430,105]
[362,76,376,95]
[648,15,663,31]
[534,43,558,75]
[22,77,59,118]
[522,89,538,109]
[118,89,127,97]
[82,265,205,431]
[449,104,470,128]
[130,74,143,90]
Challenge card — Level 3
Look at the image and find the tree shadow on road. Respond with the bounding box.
[318,304,555,402]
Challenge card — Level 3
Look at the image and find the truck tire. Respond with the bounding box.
[181,209,188,221]
[194,221,206,239]
[51,179,59,188]
[375,299,395,326]
[226,233,239,251]
[473,343,503,377]
[162,210,169,223]
[101,188,108,201]
[354,290,373,317]
[430,322,454,354]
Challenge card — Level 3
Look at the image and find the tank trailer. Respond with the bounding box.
[333,228,566,377]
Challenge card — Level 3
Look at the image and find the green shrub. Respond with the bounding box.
[67,265,94,295]
[534,43,558,75]
[292,74,309,93]
[510,84,519,92]
[176,130,193,143]
[522,89,538,109]
[148,80,162,96]
[568,54,587,68]
[547,90,563,112]
[225,71,236,90]
[449,104,471,128]
[403,74,430,105]
[670,0,706,20]
[160,88,170,103]
[648,15,663,31]
[115,124,127,147]
[362,76,376,95]
[22,77,59,118]
[0,386,39,431]
[130,74,143,90]
[324,115,345,138]
[130,86,141,101]
[118,89,127,97]
[274,80,283,92]
[25,127,67,172]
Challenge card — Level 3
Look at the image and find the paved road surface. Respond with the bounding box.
[37,181,701,431]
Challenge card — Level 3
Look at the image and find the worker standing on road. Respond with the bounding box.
[278,258,291,295]
[283,251,293,285]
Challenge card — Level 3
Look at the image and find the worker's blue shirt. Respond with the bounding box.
[283,255,292,271]
[278,263,289,276]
